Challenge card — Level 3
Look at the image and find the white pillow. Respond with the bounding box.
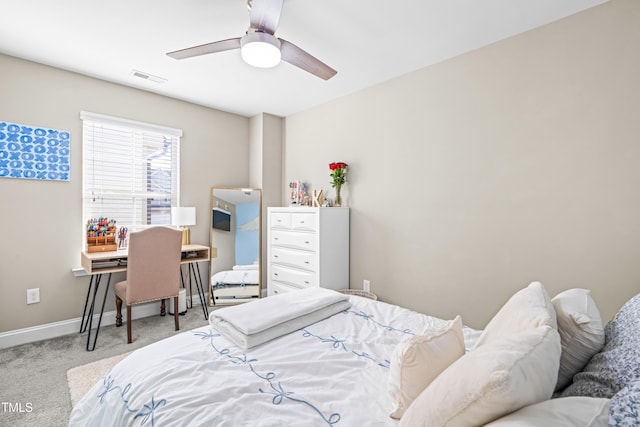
[552,288,605,391]
[483,396,610,427]
[398,325,561,427]
[474,281,557,349]
[388,315,465,419]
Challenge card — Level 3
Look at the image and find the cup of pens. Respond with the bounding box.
[117,226,128,249]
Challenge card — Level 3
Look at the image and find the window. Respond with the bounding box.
[81,111,182,232]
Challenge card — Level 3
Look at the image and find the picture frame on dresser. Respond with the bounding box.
[267,206,350,296]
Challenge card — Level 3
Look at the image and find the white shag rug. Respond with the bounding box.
[67,352,131,407]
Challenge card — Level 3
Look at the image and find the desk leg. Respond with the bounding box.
[187,266,193,310]
[80,275,96,333]
[82,273,112,351]
[189,262,209,320]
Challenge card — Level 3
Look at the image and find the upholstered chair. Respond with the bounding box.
[115,226,183,343]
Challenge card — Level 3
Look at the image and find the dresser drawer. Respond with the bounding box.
[268,281,301,296]
[270,212,291,229]
[271,230,317,251]
[271,247,316,271]
[271,265,316,288]
[291,212,317,232]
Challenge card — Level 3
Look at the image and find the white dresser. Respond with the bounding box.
[267,207,349,296]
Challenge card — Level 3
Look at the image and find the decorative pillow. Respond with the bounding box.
[609,380,640,426]
[388,315,465,419]
[561,292,640,399]
[398,325,561,427]
[551,288,605,391]
[483,396,609,427]
[473,281,557,349]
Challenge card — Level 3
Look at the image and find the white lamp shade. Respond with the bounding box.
[171,207,196,226]
[240,32,281,68]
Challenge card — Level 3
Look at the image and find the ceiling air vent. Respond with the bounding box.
[131,70,167,84]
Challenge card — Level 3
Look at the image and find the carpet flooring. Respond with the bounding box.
[67,351,132,407]
[0,306,210,427]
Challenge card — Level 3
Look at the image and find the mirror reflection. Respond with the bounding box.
[209,187,261,306]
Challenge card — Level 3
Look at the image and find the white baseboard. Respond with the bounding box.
[0,295,204,350]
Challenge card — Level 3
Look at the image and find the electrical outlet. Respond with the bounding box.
[26,288,40,305]
[363,280,371,293]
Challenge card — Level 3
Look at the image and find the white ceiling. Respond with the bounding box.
[0,0,607,118]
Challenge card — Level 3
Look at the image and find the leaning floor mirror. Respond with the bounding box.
[209,187,262,306]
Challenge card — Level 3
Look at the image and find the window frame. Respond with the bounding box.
[80,111,182,237]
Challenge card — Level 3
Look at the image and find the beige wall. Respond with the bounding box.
[284,0,640,328]
[0,54,250,332]
[249,113,284,290]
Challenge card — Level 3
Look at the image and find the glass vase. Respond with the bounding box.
[335,185,342,207]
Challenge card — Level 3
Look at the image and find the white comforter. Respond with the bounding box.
[69,296,480,427]
[211,269,259,287]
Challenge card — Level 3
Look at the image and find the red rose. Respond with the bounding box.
[329,162,348,170]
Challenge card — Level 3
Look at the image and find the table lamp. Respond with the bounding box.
[171,207,196,245]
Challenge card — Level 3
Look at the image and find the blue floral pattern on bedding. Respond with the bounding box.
[298,308,418,369]
[97,374,165,426]
[193,308,420,425]
[609,381,640,426]
[560,292,640,426]
[342,309,416,335]
[301,329,391,368]
[212,271,254,288]
[194,329,341,426]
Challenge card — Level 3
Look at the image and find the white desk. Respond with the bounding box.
[80,244,210,351]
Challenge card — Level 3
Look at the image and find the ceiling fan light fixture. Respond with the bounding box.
[241,32,281,68]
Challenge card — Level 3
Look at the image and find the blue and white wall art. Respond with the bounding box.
[0,120,70,181]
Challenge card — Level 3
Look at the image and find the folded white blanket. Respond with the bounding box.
[209,287,352,349]
[212,300,352,349]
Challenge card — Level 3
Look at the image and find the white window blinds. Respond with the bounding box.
[81,111,182,231]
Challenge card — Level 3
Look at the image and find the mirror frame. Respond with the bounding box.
[208,187,262,306]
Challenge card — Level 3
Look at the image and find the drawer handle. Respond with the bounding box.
[300,220,305,224]
[274,255,279,258]
[304,281,310,284]
[274,273,279,276]
[274,237,279,240]
[304,261,310,264]
[304,241,310,244]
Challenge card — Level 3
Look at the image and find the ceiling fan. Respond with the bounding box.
[166,0,337,80]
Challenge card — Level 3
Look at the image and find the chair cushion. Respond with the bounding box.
[398,325,561,427]
[551,288,605,391]
[388,315,465,419]
[114,280,175,304]
[114,280,128,300]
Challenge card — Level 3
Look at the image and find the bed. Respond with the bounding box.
[210,264,260,304]
[68,285,640,427]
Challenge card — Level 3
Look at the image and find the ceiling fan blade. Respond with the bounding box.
[167,37,241,60]
[249,0,284,34]
[279,39,337,80]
